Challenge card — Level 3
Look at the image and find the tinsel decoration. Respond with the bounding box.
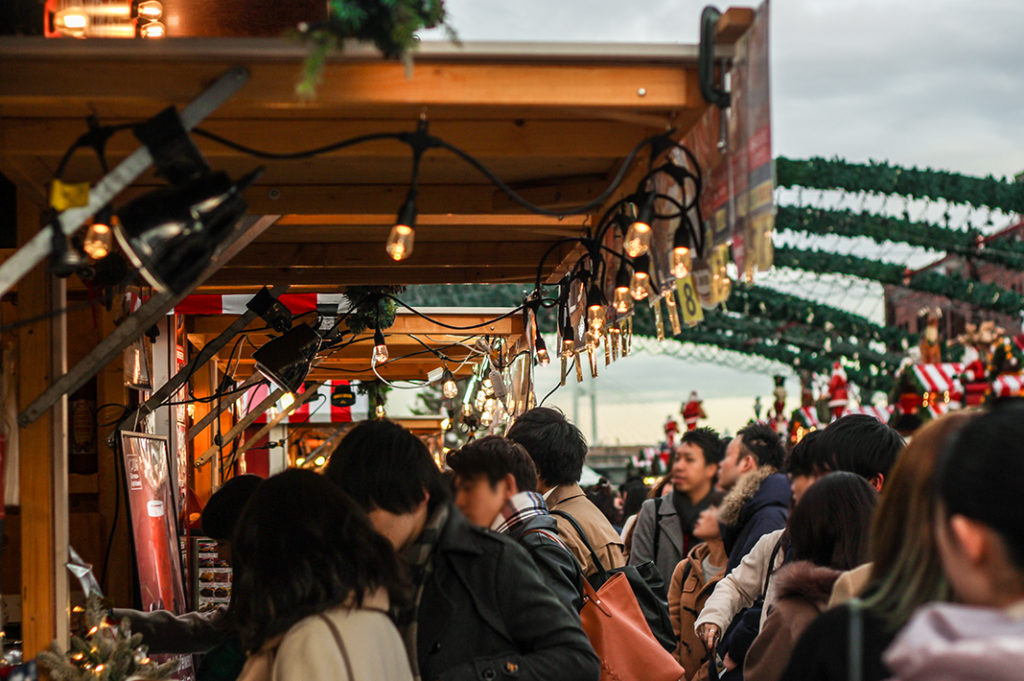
[37,594,176,681]
[777,156,1024,214]
[297,0,458,97]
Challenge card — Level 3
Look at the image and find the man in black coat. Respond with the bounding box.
[447,435,583,612]
[325,420,599,681]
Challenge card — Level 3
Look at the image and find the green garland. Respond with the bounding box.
[343,285,406,334]
[776,205,1024,271]
[776,156,1024,214]
[773,247,1024,315]
[298,0,458,96]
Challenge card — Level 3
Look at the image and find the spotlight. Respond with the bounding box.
[113,167,262,294]
[246,286,293,334]
[252,323,320,394]
[386,197,417,261]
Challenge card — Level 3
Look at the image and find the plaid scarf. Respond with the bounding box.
[395,503,448,681]
[490,491,549,534]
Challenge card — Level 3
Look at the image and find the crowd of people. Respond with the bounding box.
[114,401,1024,681]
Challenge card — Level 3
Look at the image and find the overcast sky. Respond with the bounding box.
[413,0,1024,443]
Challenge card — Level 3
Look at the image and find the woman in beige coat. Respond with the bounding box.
[230,469,413,681]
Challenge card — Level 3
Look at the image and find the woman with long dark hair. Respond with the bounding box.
[230,469,412,681]
[743,472,877,681]
[884,401,1024,681]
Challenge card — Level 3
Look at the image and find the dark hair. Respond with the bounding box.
[586,480,622,528]
[680,426,726,465]
[200,474,263,541]
[788,471,877,571]
[706,488,727,507]
[785,430,828,477]
[446,436,538,493]
[228,469,403,652]
[324,419,450,514]
[736,422,786,469]
[506,407,588,487]
[937,400,1024,569]
[818,414,903,483]
[621,479,649,519]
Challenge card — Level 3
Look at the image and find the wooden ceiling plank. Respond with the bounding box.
[203,266,541,287]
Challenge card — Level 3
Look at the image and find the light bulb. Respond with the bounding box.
[387,197,417,261]
[587,303,606,332]
[671,246,692,279]
[54,8,88,36]
[386,224,414,261]
[83,221,113,259]
[535,335,550,367]
[137,0,164,19]
[442,371,458,399]
[280,392,295,410]
[295,457,306,466]
[461,403,473,418]
[561,337,575,360]
[624,221,651,258]
[630,271,650,300]
[375,404,386,419]
[373,327,389,363]
[139,20,165,38]
[613,286,632,313]
[313,455,326,467]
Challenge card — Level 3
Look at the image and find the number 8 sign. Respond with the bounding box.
[677,275,704,326]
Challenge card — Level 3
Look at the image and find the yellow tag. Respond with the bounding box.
[49,180,90,211]
[677,275,705,326]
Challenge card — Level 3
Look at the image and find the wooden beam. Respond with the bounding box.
[203,265,541,287]
[0,43,702,114]
[715,7,757,44]
[194,385,287,467]
[187,373,265,441]
[16,190,69,658]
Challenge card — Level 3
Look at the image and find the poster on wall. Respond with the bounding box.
[121,432,189,613]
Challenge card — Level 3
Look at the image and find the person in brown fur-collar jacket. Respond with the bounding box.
[744,473,877,681]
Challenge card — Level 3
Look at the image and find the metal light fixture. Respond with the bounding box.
[535,333,550,367]
[113,168,262,294]
[441,369,458,399]
[372,325,389,364]
[586,282,607,333]
[252,323,320,394]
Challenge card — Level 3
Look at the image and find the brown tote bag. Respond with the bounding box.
[579,571,686,681]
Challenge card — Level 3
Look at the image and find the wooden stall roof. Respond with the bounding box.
[190,307,525,382]
[0,8,753,294]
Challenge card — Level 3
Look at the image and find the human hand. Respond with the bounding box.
[723,654,737,671]
[697,623,720,650]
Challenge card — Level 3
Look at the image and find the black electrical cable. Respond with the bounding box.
[191,128,406,161]
[384,295,534,330]
[99,433,122,590]
[538,356,575,407]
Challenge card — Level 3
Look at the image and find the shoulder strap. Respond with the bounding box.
[761,533,787,597]
[847,598,864,681]
[317,613,355,681]
[652,496,664,563]
[522,527,571,553]
[550,509,609,579]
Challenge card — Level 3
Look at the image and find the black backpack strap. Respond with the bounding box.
[550,509,609,580]
[761,532,787,597]
[652,496,663,564]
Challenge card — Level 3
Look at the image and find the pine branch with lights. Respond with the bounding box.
[36,594,176,681]
[776,156,1024,213]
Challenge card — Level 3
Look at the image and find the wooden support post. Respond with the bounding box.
[16,191,70,658]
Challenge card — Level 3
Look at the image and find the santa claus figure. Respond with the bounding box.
[827,362,849,421]
[681,391,707,431]
[663,415,680,448]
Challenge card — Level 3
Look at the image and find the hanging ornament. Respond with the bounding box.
[575,352,584,382]
[604,327,612,366]
[665,289,682,335]
[653,301,666,342]
[588,344,599,378]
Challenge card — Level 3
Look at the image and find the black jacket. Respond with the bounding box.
[507,512,585,612]
[418,507,600,681]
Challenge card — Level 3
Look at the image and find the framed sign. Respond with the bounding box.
[120,431,188,614]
